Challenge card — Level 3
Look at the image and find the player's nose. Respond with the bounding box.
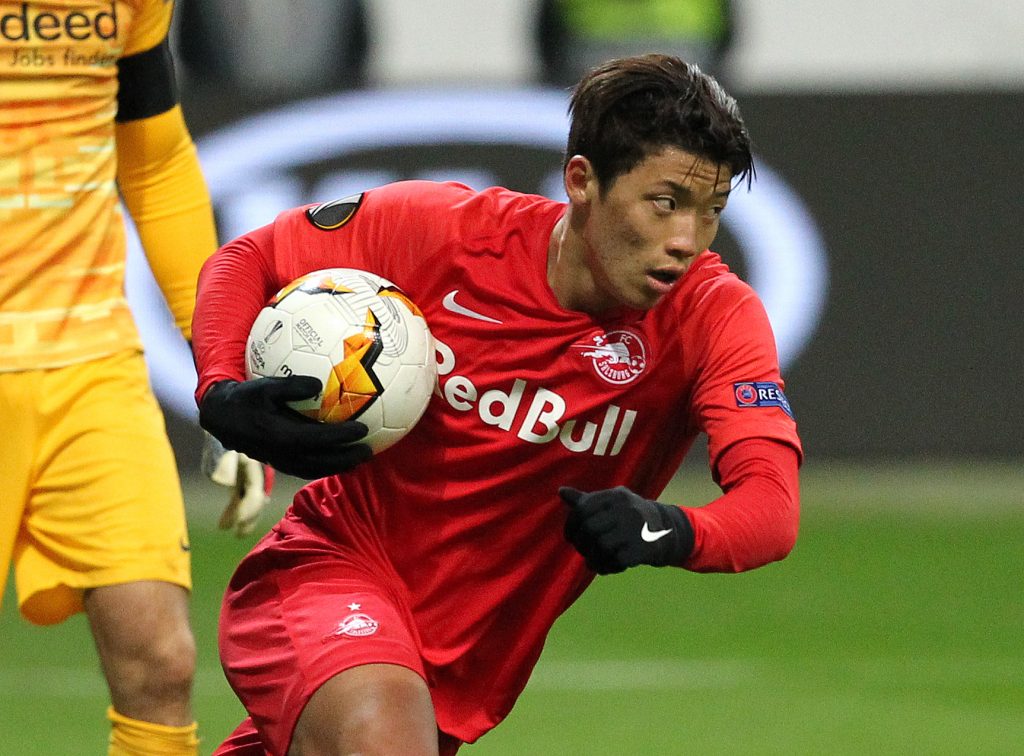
[664,216,699,260]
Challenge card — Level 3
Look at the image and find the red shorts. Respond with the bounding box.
[216,528,462,756]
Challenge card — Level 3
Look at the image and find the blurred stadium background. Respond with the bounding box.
[3,1,1022,753]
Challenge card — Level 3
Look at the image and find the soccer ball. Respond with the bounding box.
[245,268,436,454]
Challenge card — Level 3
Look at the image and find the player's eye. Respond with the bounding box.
[653,196,676,212]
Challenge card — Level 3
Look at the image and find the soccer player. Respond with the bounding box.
[1,2,214,753]
[194,54,802,755]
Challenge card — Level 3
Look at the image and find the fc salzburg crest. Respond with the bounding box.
[573,330,648,385]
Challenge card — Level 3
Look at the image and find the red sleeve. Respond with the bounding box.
[189,205,359,402]
[680,437,800,573]
[190,201,375,402]
[684,271,802,467]
[191,223,280,403]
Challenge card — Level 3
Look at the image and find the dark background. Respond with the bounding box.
[740,92,1022,460]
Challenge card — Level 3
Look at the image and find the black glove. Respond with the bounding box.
[561,486,695,574]
[199,377,372,480]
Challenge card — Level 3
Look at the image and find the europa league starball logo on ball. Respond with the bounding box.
[124,89,829,420]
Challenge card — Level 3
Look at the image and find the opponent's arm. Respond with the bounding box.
[114,35,284,532]
[562,437,799,574]
[115,39,215,342]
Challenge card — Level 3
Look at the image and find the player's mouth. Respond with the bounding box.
[646,266,685,294]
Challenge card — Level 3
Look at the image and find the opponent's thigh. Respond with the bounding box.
[13,352,191,625]
[289,663,439,756]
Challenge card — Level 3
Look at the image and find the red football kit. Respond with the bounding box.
[192,181,802,754]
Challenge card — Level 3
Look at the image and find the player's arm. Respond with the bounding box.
[192,225,371,480]
[194,183,456,481]
[561,437,798,574]
[115,37,215,341]
[192,226,281,397]
[563,278,801,575]
[682,437,799,572]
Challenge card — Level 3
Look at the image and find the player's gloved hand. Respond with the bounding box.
[199,377,372,480]
[201,431,276,537]
[560,486,695,574]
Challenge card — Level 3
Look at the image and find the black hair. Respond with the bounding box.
[566,54,754,192]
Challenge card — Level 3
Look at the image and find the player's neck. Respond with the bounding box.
[547,209,595,315]
[546,208,645,323]
[546,212,566,279]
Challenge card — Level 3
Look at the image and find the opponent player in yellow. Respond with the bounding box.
[0,2,238,753]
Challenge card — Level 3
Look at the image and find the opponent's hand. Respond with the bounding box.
[560,486,695,574]
[201,432,275,537]
[198,377,372,480]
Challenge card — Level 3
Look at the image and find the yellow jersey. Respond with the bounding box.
[0,1,192,371]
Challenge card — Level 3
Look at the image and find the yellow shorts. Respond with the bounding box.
[0,350,191,626]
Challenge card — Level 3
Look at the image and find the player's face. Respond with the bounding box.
[566,147,732,312]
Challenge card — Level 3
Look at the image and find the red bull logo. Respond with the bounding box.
[434,336,638,456]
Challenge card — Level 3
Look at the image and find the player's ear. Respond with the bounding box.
[563,155,596,205]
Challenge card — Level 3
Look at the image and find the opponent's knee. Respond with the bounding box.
[110,622,196,707]
[149,629,196,694]
[140,624,196,696]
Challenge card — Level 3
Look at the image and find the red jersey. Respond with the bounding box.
[193,180,802,741]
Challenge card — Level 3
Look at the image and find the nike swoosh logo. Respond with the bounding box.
[641,523,672,543]
[442,290,502,324]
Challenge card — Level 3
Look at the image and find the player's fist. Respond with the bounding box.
[199,377,372,480]
[560,486,694,574]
